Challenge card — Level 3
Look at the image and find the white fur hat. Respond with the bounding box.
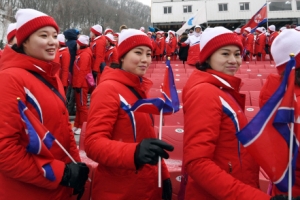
[234,28,241,34]
[104,28,113,35]
[140,27,145,32]
[244,27,251,33]
[77,35,89,46]
[6,23,16,42]
[268,25,276,32]
[57,34,65,45]
[15,8,59,47]
[200,26,243,64]
[105,33,116,44]
[90,24,102,36]
[271,29,300,73]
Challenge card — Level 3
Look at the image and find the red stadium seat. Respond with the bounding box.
[259,68,277,74]
[240,79,262,91]
[248,73,270,79]
[164,112,184,126]
[235,74,249,79]
[240,68,259,73]
[240,91,251,106]
[243,61,256,65]
[248,64,265,69]
[172,64,185,69]
[249,91,260,106]
[148,88,161,98]
[153,68,167,73]
[172,68,186,73]
[244,106,260,122]
[256,61,271,65]
[173,73,188,78]
[264,64,276,69]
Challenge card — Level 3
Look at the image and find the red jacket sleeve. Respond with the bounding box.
[259,74,281,108]
[246,34,254,53]
[73,51,91,88]
[183,84,270,199]
[0,73,65,189]
[60,49,71,87]
[160,39,165,55]
[85,83,137,170]
[92,37,106,73]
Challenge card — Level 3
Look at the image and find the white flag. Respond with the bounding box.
[176,4,207,35]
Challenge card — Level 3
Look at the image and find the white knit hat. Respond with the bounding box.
[268,25,276,32]
[271,29,300,74]
[117,28,153,61]
[90,24,102,36]
[105,33,116,44]
[244,27,251,33]
[104,28,113,35]
[168,30,175,37]
[234,28,241,34]
[200,26,243,64]
[295,26,300,31]
[6,23,16,42]
[156,31,164,36]
[280,27,287,32]
[256,27,263,33]
[147,31,152,36]
[140,27,145,32]
[57,34,65,46]
[15,8,59,47]
[77,35,89,47]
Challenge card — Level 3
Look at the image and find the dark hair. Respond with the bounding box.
[11,44,26,54]
[110,62,121,69]
[79,46,88,49]
[164,33,168,38]
[195,62,212,71]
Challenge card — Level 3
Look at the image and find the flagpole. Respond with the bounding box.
[288,53,295,200]
[205,0,208,27]
[266,0,269,28]
[158,108,163,188]
[288,122,294,200]
[55,140,77,164]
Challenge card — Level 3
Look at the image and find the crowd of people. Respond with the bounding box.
[0,7,300,200]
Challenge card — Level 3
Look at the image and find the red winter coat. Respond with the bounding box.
[73,47,93,88]
[166,37,177,56]
[182,69,270,200]
[0,46,80,200]
[269,31,279,47]
[181,35,201,65]
[85,67,170,200]
[245,33,254,54]
[255,33,267,54]
[105,46,118,67]
[91,35,106,73]
[58,47,71,87]
[259,74,300,196]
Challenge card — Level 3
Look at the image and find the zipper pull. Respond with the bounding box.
[228,162,232,174]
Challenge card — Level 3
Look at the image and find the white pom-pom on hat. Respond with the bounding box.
[271,29,300,74]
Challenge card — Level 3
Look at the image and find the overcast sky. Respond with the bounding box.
[136,0,151,7]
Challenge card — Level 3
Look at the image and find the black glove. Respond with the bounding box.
[92,71,97,80]
[253,54,256,57]
[257,52,262,57]
[246,50,250,55]
[134,138,174,170]
[162,178,172,200]
[73,88,81,93]
[160,54,163,58]
[73,187,85,200]
[100,62,106,73]
[177,42,181,47]
[270,195,288,200]
[60,162,90,191]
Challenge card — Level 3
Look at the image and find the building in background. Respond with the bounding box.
[151,0,300,32]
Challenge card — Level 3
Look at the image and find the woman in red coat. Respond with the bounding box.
[0,9,89,200]
[72,35,93,135]
[57,33,71,93]
[166,30,177,61]
[182,26,271,200]
[259,29,300,198]
[104,33,119,67]
[85,29,174,200]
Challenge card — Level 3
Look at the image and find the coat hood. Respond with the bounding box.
[0,45,60,76]
[63,29,79,40]
[100,67,153,97]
